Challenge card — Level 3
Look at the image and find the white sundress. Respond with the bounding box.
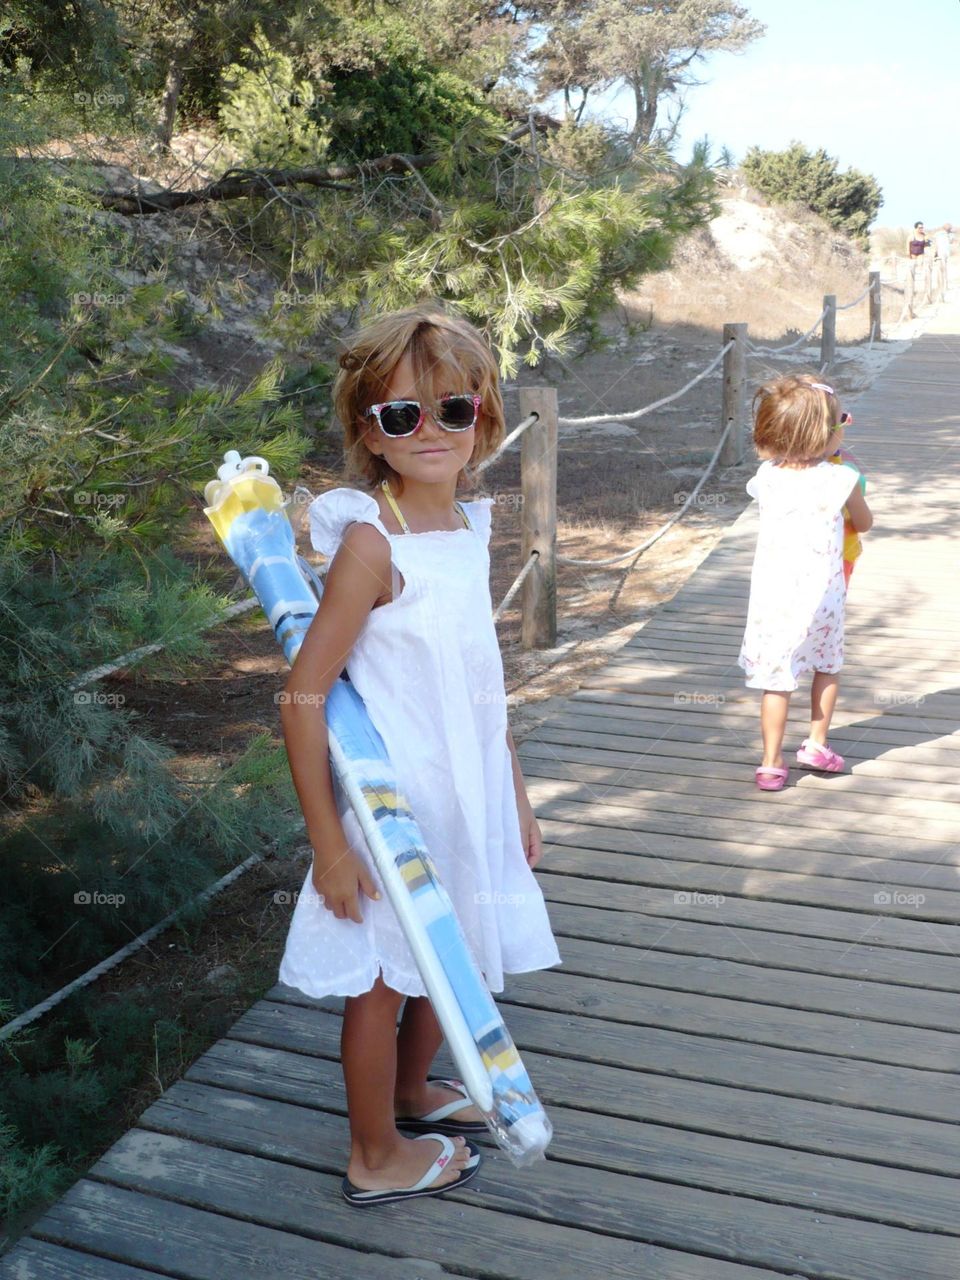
[278,486,563,999]
[738,460,862,692]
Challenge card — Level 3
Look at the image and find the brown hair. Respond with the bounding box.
[752,373,841,463]
[332,303,506,496]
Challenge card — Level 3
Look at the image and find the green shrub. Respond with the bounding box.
[741,142,882,242]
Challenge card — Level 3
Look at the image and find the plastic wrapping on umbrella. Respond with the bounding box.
[203,450,552,1166]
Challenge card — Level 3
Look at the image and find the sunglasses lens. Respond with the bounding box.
[378,402,422,436]
[437,395,477,429]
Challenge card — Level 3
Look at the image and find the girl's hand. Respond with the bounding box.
[312,841,381,923]
[517,795,544,868]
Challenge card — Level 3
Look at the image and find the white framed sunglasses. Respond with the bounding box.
[363,393,481,438]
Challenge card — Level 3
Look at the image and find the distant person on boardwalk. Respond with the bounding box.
[738,376,873,791]
[908,220,931,264]
[932,222,953,297]
[907,220,932,302]
[277,304,561,1206]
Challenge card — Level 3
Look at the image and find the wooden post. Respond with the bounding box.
[868,270,881,342]
[820,294,836,372]
[518,387,557,649]
[719,323,747,467]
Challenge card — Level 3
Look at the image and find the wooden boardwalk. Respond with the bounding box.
[5,330,960,1279]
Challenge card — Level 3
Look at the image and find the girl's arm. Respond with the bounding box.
[844,481,873,532]
[280,522,392,922]
[506,725,544,868]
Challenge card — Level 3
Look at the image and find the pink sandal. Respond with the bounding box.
[796,739,845,772]
[755,765,789,791]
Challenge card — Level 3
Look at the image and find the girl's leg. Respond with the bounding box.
[341,975,470,1190]
[809,671,840,746]
[394,996,483,1122]
[760,691,791,767]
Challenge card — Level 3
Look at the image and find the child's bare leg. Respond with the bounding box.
[341,975,470,1190]
[394,996,483,1123]
[760,691,791,767]
[810,672,840,746]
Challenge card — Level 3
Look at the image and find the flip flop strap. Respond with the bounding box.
[406,1133,455,1192]
[416,1079,471,1123]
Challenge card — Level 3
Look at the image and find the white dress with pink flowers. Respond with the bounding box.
[738,460,861,692]
[278,486,562,999]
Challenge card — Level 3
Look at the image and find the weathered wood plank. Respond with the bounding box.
[254,996,960,1129]
[23,1180,464,1280]
[132,1084,960,1280]
[536,866,960,954]
[0,1241,165,1280]
[543,899,960,992]
[88,1127,764,1280]
[181,1037,960,1234]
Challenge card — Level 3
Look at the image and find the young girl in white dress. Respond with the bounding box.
[277,304,561,1205]
[738,375,873,791]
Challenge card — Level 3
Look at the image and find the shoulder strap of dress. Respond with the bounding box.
[380,478,472,532]
[380,479,410,533]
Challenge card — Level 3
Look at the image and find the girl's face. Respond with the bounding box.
[360,352,476,485]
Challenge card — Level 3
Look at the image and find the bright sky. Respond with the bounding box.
[599,0,960,229]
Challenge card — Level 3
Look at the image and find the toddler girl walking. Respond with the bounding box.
[277,304,561,1204]
[738,375,873,791]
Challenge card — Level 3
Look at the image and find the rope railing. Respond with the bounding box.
[556,419,733,567]
[492,549,539,621]
[477,411,538,472]
[837,282,872,310]
[746,306,828,355]
[553,340,734,428]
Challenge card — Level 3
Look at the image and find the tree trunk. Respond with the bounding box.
[157,53,185,152]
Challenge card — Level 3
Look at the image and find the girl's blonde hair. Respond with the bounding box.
[752,373,841,463]
[333,303,506,496]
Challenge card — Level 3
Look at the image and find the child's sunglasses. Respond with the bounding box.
[363,393,481,439]
[839,411,853,426]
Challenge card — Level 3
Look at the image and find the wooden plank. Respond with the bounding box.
[249,999,960,1163]
[524,722,960,784]
[0,1241,166,1280]
[132,1082,960,1280]
[183,1037,960,1231]
[85,1127,788,1280]
[534,838,960,923]
[520,734,960,803]
[545,934,960,1030]
[524,761,960,840]
[543,899,960,992]
[536,867,960,955]
[24,1180,463,1280]
[492,966,960,1071]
